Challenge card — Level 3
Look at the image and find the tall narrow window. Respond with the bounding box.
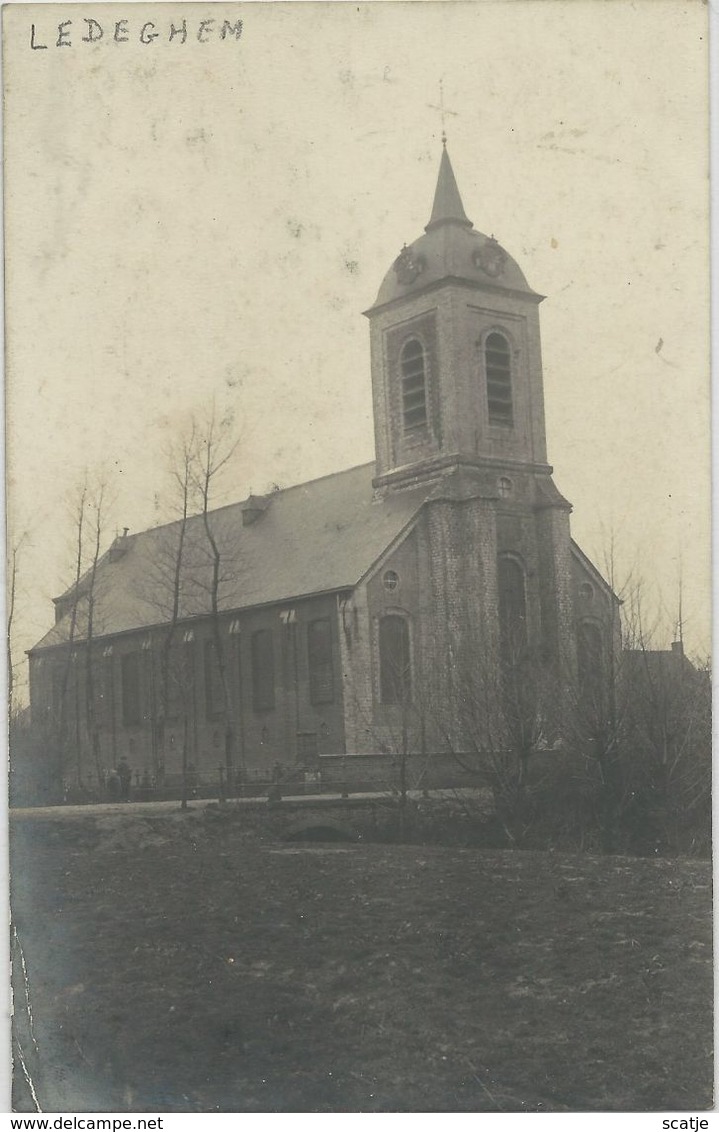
[498,556,527,662]
[167,642,195,721]
[51,667,65,720]
[121,652,142,726]
[486,332,513,427]
[95,659,111,729]
[251,629,275,711]
[308,619,334,704]
[204,639,225,719]
[578,622,603,691]
[379,615,411,704]
[401,339,427,431]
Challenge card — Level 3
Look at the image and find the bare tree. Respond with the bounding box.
[133,406,244,801]
[7,532,28,722]
[82,481,109,787]
[617,586,711,854]
[144,425,198,807]
[50,480,89,795]
[446,643,566,846]
[7,531,47,806]
[34,473,115,798]
[562,561,711,854]
[190,407,240,794]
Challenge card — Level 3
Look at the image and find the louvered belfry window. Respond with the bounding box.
[486,332,513,426]
[401,339,428,431]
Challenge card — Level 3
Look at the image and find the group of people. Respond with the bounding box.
[102,760,199,802]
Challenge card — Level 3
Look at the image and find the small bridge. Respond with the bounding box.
[207,786,494,843]
[10,787,496,845]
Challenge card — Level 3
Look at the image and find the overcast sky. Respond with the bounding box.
[5,0,710,695]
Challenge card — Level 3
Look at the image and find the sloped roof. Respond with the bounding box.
[623,645,699,681]
[31,463,430,652]
[570,539,621,603]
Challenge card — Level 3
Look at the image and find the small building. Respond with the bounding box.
[27,145,619,792]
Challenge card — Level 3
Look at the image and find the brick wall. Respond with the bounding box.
[31,593,349,788]
[368,280,548,483]
[534,503,577,678]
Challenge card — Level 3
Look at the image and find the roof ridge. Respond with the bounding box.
[51,461,378,605]
[130,460,377,540]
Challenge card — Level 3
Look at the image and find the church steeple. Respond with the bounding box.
[366,144,549,492]
[425,146,473,231]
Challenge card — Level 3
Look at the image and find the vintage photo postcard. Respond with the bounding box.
[4,0,712,1114]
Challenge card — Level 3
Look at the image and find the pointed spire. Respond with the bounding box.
[425,146,473,232]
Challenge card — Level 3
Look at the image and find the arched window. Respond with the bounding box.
[251,629,275,711]
[578,621,603,690]
[498,556,527,662]
[204,639,225,720]
[307,618,334,705]
[168,641,194,722]
[401,339,427,431]
[121,652,142,726]
[485,332,513,427]
[379,615,411,704]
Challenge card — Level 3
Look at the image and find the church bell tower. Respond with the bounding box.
[365,144,551,493]
[364,144,578,683]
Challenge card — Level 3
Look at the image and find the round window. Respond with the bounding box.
[383,570,400,592]
[498,476,513,499]
[579,582,594,601]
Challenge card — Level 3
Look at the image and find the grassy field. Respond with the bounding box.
[10,805,713,1113]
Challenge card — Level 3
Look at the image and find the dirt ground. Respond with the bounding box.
[10,804,713,1113]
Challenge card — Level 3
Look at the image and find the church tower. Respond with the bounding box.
[365,143,550,490]
[365,145,578,695]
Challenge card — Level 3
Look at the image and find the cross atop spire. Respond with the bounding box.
[427,79,458,148]
[425,145,473,232]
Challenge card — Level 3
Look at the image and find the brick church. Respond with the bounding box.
[28,145,618,790]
